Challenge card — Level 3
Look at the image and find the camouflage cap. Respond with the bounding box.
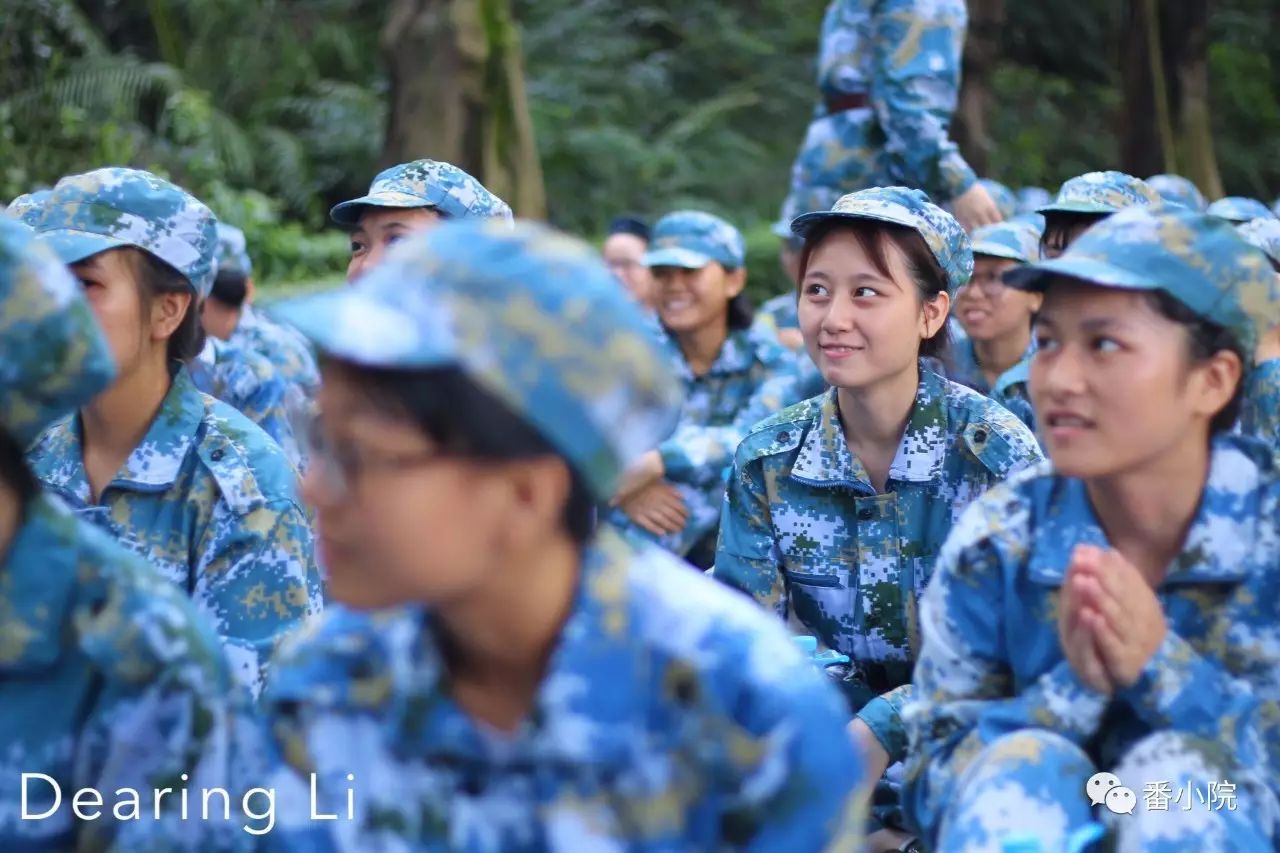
[1015,187,1052,216]
[1039,171,1162,216]
[643,211,745,270]
[1206,196,1276,225]
[1006,206,1274,355]
[215,222,253,276]
[970,220,1042,265]
[791,186,974,294]
[979,178,1018,220]
[1237,217,1280,268]
[6,189,52,227]
[34,167,218,299]
[273,220,682,500]
[1146,174,1207,212]
[0,215,116,445]
[329,159,513,227]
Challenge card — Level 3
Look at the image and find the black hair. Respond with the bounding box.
[726,269,755,331]
[798,220,951,361]
[128,248,205,365]
[336,362,596,546]
[607,216,650,242]
[1040,211,1106,259]
[1145,290,1246,434]
[209,268,248,309]
[0,425,37,515]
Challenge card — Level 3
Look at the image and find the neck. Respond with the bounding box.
[81,356,173,475]
[677,317,730,377]
[836,361,920,449]
[972,328,1030,383]
[1084,432,1213,583]
[435,533,582,722]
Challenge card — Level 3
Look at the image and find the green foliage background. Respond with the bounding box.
[2,0,1279,300]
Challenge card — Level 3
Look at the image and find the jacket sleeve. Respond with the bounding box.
[712,453,789,620]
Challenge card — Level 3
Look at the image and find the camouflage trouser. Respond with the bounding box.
[936,729,1273,852]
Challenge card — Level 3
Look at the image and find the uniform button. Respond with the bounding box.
[857,507,874,521]
[777,430,791,443]
[973,429,987,442]
[210,449,225,461]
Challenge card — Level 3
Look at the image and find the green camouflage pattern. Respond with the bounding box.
[1038,171,1162,216]
[643,210,746,270]
[329,159,513,226]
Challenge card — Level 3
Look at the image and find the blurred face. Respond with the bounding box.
[1030,282,1239,479]
[603,233,655,309]
[200,297,240,341]
[71,249,189,381]
[780,242,802,286]
[797,230,948,389]
[653,262,745,337]
[347,207,441,283]
[954,255,1042,342]
[303,364,554,610]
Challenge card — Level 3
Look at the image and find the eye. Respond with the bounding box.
[350,239,367,256]
[804,283,829,298]
[77,277,102,290]
[1092,337,1121,353]
[1033,332,1058,351]
[853,286,879,298]
[386,232,405,247]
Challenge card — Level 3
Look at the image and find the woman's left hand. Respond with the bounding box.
[611,450,664,505]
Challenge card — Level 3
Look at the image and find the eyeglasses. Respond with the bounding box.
[960,270,1009,296]
[305,417,451,499]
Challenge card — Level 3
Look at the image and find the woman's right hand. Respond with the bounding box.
[951,182,1004,232]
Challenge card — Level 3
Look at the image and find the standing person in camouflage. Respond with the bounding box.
[781,0,1002,234]
[212,223,322,405]
[253,220,866,850]
[713,188,1042,843]
[1146,173,1208,211]
[948,220,1043,403]
[331,158,513,283]
[905,207,1280,852]
[1206,195,1276,224]
[609,211,804,563]
[1235,216,1280,445]
[26,168,320,698]
[0,215,243,850]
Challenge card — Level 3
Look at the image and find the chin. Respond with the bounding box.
[1044,444,1115,480]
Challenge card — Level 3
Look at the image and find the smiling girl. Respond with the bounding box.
[713,187,1042,841]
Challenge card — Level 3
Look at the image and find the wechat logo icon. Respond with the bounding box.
[1087,772,1137,815]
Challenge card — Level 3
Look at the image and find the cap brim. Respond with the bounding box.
[1003,255,1159,293]
[1036,201,1113,216]
[971,242,1027,263]
[38,229,128,266]
[268,287,453,369]
[790,208,913,239]
[329,192,435,226]
[642,247,713,269]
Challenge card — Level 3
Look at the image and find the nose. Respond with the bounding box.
[820,292,856,334]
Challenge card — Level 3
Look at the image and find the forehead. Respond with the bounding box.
[1037,280,1159,321]
[602,232,646,255]
[355,206,440,231]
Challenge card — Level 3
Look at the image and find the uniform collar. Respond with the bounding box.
[0,494,84,673]
[34,368,205,500]
[791,368,950,488]
[411,527,644,769]
[1028,436,1261,586]
[672,327,763,380]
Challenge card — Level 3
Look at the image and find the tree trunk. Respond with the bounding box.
[954,0,1005,178]
[1119,0,1221,197]
[381,0,546,218]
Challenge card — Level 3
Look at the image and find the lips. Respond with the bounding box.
[1044,410,1096,440]
[819,342,862,360]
